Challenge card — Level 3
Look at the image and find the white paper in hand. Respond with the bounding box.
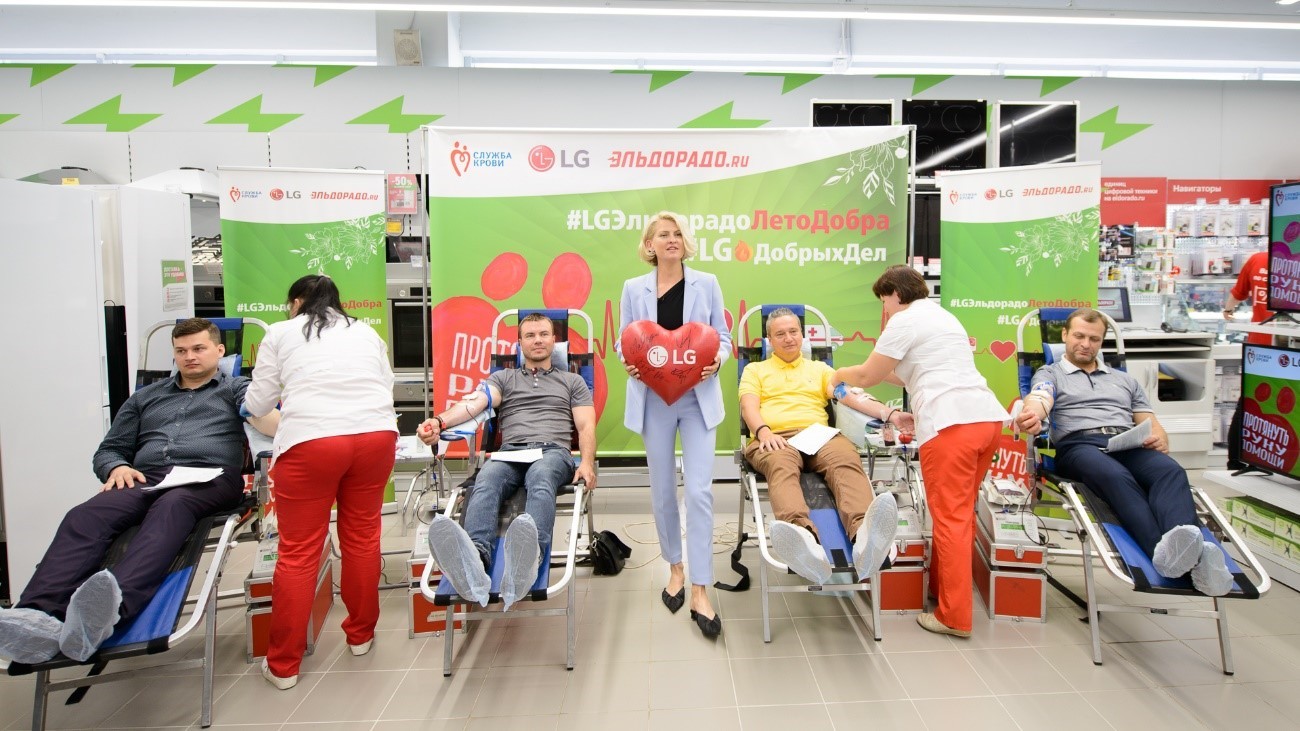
[787,424,840,456]
[1102,420,1152,453]
[142,466,224,491]
[489,448,544,464]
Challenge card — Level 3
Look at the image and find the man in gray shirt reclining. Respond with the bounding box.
[1015,307,1232,595]
[417,312,596,609]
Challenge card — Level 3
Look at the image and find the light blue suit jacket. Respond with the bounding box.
[618,267,732,434]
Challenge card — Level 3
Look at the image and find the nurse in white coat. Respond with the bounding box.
[618,211,731,638]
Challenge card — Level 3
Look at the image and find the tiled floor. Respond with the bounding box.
[4,472,1299,730]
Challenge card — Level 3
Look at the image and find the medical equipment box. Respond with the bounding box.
[973,522,1046,622]
[975,504,1047,570]
[244,535,334,661]
[892,505,927,563]
[878,564,927,613]
[874,502,929,612]
[407,524,467,637]
[834,402,873,448]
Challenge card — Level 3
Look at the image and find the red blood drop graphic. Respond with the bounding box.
[734,240,752,262]
[541,253,592,310]
[1256,382,1273,403]
[431,295,509,456]
[481,252,528,301]
[1279,386,1296,415]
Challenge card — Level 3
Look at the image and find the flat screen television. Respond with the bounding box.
[995,102,1078,167]
[1266,181,1300,312]
[901,99,986,177]
[1239,342,1300,480]
[1096,286,1132,323]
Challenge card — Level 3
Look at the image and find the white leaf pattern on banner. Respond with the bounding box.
[289,215,386,273]
[821,138,908,208]
[1000,208,1100,275]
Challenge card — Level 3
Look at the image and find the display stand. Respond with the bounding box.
[1106,328,1216,468]
[1203,470,1300,591]
[1226,321,1300,339]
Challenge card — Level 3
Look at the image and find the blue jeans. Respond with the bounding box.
[463,443,574,567]
[1054,432,1198,557]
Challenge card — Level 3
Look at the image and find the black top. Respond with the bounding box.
[92,371,250,482]
[657,278,686,330]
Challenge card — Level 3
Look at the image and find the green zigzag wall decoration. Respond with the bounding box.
[206,95,302,132]
[347,96,443,134]
[1080,106,1153,149]
[133,64,215,86]
[65,95,161,132]
[679,102,768,128]
[612,70,692,92]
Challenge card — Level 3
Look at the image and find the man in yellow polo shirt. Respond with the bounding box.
[740,308,901,584]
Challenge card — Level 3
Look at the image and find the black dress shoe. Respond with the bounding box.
[661,587,686,614]
[690,609,722,639]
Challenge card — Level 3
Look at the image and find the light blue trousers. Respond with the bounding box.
[642,388,717,586]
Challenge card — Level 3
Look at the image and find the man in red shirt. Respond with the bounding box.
[1224,250,1273,346]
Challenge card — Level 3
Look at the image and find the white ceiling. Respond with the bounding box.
[1,1,1299,79]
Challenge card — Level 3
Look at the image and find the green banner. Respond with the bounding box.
[940,164,1102,407]
[426,128,911,455]
[940,164,1101,483]
[218,168,388,361]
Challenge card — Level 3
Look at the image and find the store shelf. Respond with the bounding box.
[1213,343,1242,360]
[1204,470,1300,515]
[1203,470,1300,591]
[1251,548,1300,593]
[1226,321,1300,337]
[1174,276,1238,284]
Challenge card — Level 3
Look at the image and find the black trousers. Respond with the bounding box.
[17,468,243,623]
[1055,433,1198,557]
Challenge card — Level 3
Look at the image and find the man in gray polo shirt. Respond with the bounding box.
[1015,308,1232,595]
[417,312,596,608]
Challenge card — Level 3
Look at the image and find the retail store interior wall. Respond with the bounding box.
[0,67,1298,183]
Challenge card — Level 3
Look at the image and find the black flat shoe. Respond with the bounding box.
[661,587,686,614]
[690,609,722,639]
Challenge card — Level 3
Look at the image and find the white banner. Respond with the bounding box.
[217,166,385,224]
[426,126,913,197]
[939,162,1101,223]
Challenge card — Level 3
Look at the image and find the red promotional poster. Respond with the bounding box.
[1100,177,1167,226]
[620,320,720,405]
[1166,179,1279,205]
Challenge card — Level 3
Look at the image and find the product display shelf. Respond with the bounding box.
[1204,470,1300,591]
[1211,342,1242,455]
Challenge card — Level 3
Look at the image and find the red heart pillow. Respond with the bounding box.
[621,320,721,405]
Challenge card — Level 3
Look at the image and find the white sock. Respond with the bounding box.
[0,607,63,664]
[1190,541,1234,597]
[59,570,122,662]
[1152,525,1202,578]
[427,515,490,606]
[501,515,541,610]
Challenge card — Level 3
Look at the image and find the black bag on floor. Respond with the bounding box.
[590,530,632,575]
[1227,397,1247,471]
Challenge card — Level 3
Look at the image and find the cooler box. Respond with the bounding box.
[244,535,335,661]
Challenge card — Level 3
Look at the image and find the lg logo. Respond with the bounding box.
[269,188,302,201]
[645,346,697,368]
[528,145,590,172]
[985,188,1013,200]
